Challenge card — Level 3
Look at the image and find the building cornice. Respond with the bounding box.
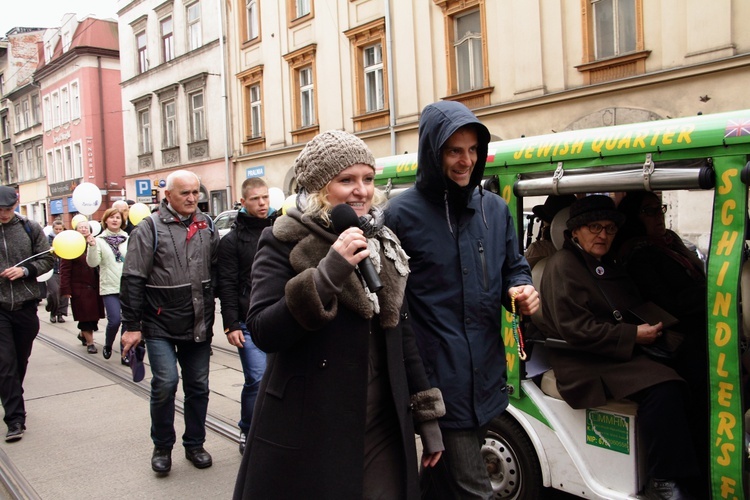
[34,46,120,81]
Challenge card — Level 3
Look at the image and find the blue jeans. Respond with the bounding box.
[102,294,122,351]
[145,337,211,449]
[420,425,494,500]
[237,323,266,434]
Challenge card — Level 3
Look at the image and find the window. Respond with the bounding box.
[162,100,177,148]
[161,17,174,62]
[0,74,4,97]
[43,96,52,129]
[16,149,25,181]
[64,146,73,180]
[138,108,152,154]
[55,149,63,181]
[286,0,313,27]
[434,0,491,108]
[46,151,54,183]
[283,45,318,142]
[36,145,43,177]
[1,115,8,140]
[137,31,148,73]
[73,143,83,178]
[22,100,30,130]
[70,82,80,119]
[295,0,310,18]
[578,0,646,83]
[363,45,384,113]
[26,149,34,179]
[345,20,389,131]
[189,91,205,142]
[31,94,40,125]
[246,0,259,41]
[14,104,21,131]
[299,67,314,128]
[238,66,264,149]
[61,86,70,123]
[249,85,262,138]
[592,0,636,59]
[52,91,61,127]
[187,2,202,51]
[454,10,483,93]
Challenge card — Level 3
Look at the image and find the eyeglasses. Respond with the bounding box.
[585,223,618,235]
[640,204,667,216]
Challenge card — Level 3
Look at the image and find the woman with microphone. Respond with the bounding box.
[233,130,444,499]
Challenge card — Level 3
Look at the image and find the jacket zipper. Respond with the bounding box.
[478,240,489,291]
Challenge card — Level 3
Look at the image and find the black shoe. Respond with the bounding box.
[121,356,130,366]
[185,447,212,469]
[77,333,87,346]
[5,423,25,442]
[87,344,98,354]
[239,432,247,455]
[57,315,65,323]
[102,346,112,360]
[50,315,57,323]
[151,447,172,474]
[644,478,694,500]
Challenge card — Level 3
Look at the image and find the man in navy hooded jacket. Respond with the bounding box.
[386,101,539,499]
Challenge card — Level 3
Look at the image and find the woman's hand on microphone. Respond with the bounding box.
[333,227,369,266]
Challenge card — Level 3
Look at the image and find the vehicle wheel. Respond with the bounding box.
[483,412,542,499]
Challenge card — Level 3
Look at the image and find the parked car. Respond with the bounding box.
[213,210,238,238]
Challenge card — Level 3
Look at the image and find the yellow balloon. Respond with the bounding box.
[281,194,297,215]
[71,214,88,230]
[129,203,151,226]
[52,230,87,260]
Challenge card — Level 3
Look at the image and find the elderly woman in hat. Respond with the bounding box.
[233,130,444,499]
[535,195,700,499]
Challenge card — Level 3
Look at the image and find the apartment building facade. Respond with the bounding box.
[223,0,750,244]
[33,15,125,226]
[118,0,230,215]
[0,27,47,224]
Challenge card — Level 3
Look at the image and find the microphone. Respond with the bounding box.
[330,204,383,292]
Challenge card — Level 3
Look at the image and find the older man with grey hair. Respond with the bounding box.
[121,170,220,475]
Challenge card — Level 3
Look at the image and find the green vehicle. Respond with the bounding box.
[375,109,750,499]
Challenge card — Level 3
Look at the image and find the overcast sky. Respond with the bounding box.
[1,0,119,38]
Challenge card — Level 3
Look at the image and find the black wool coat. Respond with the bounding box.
[233,212,435,500]
[536,237,682,409]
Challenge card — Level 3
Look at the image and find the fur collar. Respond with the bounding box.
[273,211,407,329]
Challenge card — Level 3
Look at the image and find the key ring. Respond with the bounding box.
[511,292,528,361]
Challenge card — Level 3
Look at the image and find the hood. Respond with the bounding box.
[415,101,491,205]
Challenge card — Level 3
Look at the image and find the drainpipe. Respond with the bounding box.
[98,56,108,204]
[384,0,396,155]
[218,0,232,210]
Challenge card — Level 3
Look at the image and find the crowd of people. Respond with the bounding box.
[1,100,711,500]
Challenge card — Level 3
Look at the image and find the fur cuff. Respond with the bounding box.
[410,387,446,423]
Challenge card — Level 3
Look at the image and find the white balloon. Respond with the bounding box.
[36,269,53,282]
[43,225,53,237]
[88,220,102,236]
[269,188,285,210]
[72,182,102,216]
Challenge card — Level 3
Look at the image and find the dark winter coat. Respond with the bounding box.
[59,254,104,323]
[536,236,683,409]
[385,101,532,430]
[217,208,276,333]
[121,201,219,342]
[234,210,443,499]
[0,215,52,309]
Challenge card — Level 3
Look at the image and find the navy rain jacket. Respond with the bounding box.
[385,101,532,429]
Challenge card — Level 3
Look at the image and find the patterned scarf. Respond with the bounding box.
[103,234,126,262]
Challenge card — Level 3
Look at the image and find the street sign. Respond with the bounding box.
[246,166,265,178]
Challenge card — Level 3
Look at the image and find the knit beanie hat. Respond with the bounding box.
[566,194,625,230]
[294,130,376,193]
